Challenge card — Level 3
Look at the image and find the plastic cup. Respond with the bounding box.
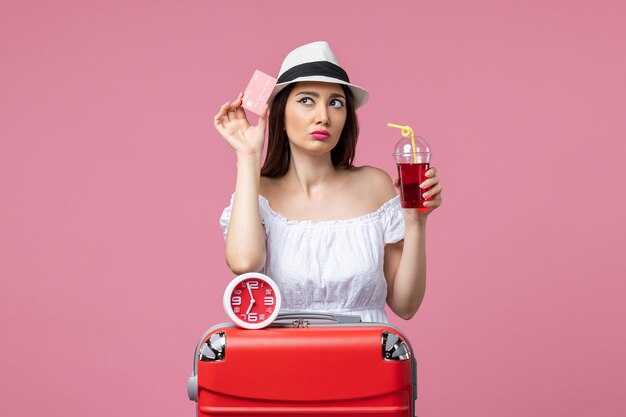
[391,128,432,209]
[394,152,431,208]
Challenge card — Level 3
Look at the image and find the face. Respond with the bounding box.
[283,81,347,154]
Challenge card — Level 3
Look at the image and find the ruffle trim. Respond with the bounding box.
[258,194,401,227]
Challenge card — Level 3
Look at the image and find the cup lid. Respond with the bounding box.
[393,135,431,155]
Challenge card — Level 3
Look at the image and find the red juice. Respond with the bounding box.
[397,162,430,208]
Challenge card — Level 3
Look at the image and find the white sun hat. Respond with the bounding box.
[267,41,370,109]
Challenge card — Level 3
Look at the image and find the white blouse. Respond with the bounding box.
[219,193,405,323]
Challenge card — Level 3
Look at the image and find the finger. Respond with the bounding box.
[214,116,230,136]
[214,108,228,128]
[225,95,241,121]
[235,105,246,119]
[218,101,233,122]
[260,103,269,119]
[420,175,439,189]
[238,107,250,129]
[257,104,269,131]
[423,196,441,207]
[215,102,229,123]
[215,106,232,129]
[226,107,236,122]
[393,177,400,187]
[422,184,442,199]
[231,92,243,108]
[219,114,230,129]
[432,192,443,203]
[219,100,231,113]
[426,166,437,177]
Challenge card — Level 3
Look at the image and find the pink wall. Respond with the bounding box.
[1,1,625,416]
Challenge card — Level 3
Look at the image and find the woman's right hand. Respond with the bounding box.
[213,92,269,159]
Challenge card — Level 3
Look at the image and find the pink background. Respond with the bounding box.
[1,1,625,416]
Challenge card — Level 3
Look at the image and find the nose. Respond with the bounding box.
[316,105,329,126]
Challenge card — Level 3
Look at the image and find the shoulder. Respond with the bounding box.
[348,165,397,204]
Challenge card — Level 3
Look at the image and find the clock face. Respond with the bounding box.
[223,273,281,329]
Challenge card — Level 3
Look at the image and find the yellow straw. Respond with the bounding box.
[387,123,418,163]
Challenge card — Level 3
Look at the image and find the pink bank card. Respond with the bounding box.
[242,70,277,115]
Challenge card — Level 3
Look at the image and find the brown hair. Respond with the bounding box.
[260,83,360,178]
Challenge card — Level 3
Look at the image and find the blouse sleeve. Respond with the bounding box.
[381,196,405,244]
[219,193,266,240]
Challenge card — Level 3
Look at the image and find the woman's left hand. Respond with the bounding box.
[393,166,443,222]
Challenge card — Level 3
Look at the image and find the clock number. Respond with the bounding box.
[264,297,274,306]
[248,281,259,289]
[231,296,241,306]
[248,313,258,322]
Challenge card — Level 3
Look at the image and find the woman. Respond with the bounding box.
[214,41,442,323]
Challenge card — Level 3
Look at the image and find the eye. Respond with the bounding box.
[297,97,314,105]
[330,99,345,109]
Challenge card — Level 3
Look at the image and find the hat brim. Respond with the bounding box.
[267,76,369,110]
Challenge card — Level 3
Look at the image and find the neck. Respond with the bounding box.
[284,149,340,199]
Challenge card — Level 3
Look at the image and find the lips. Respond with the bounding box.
[311,130,330,140]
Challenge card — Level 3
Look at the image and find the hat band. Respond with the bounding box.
[277,61,350,84]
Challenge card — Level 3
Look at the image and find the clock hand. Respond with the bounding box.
[245,283,257,317]
[246,299,254,315]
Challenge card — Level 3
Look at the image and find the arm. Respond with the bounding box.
[384,220,427,320]
[214,93,269,274]
[383,167,443,320]
[225,154,266,274]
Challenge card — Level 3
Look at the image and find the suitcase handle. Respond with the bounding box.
[272,312,362,325]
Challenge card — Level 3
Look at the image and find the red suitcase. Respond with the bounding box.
[188,313,417,416]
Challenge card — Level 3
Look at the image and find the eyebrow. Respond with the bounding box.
[296,91,346,100]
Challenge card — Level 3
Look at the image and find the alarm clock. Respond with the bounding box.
[223,272,282,329]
